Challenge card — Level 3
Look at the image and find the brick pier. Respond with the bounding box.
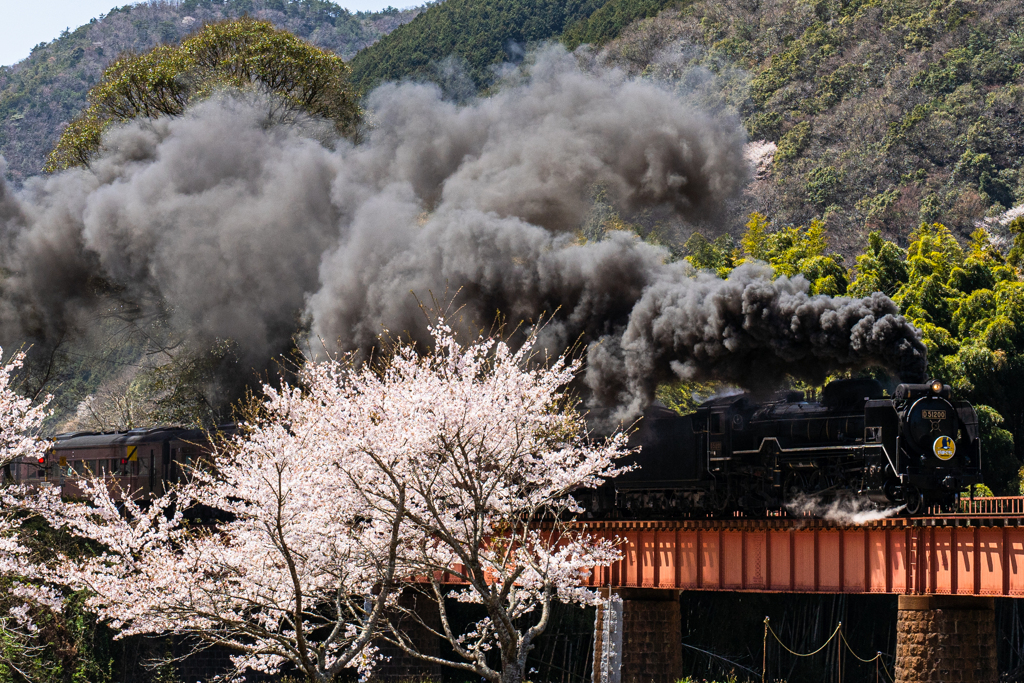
[593,589,683,683]
[895,595,996,683]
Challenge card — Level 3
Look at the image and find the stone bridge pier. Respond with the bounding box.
[593,588,683,683]
[896,596,996,683]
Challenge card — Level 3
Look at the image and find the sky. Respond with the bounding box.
[0,0,404,66]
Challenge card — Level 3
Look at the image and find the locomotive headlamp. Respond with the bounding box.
[931,380,943,394]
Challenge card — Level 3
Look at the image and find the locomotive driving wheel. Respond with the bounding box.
[710,483,731,514]
[783,471,806,504]
[805,469,828,493]
[903,485,925,516]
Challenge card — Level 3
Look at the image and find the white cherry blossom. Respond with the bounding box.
[46,323,629,683]
[289,322,631,683]
[0,347,57,672]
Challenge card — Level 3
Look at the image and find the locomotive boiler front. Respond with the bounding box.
[891,379,981,511]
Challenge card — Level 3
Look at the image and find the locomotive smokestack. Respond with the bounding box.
[0,46,926,418]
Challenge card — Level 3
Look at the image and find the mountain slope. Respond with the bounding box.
[4,0,1022,250]
[590,0,1024,252]
[560,0,676,49]
[347,0,607,92]
[0,0,421,183]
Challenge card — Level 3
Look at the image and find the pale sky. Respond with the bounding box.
[0,0,407,66]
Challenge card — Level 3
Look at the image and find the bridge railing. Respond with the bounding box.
[954,495,1024,515]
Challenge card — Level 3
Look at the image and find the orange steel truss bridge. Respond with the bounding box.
[579,496,1024,597]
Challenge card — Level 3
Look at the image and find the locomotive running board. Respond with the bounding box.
[733,438,885,456]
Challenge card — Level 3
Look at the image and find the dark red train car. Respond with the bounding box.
[12,427,214,500]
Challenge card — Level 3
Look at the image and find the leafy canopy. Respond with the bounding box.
[45,17,360,172]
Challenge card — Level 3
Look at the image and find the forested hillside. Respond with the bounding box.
[347,0,611,91]
[0,0,421,183]
[9,0,1021,244]
[345,0,1024,251]
[588,0,1024,252]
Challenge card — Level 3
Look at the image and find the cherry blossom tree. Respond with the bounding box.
[0,349,50,481]
[292,322,630,683]
[44,399,407,682]
[45,323,628,683]
[0,347,59,676]
[0,346,51,580]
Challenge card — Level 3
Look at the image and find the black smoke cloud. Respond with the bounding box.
[587,263,928,417]
[0,47,925,417]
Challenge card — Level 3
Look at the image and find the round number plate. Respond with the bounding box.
[933,435,956,460]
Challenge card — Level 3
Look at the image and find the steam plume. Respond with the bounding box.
[0,46,926,418]
[786,492,904,525]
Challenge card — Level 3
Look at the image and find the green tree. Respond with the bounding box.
[348,0,608,92]
[976,404,1019,495]
[892,223,966,330]
[561,0,677,50]
[682,232,735,277]
[655,379,719,414]
[45,17,360,172]
[739,212,771,262]
[1007,216,1024,270]
[737,213,849,294]
[848,232,909,297]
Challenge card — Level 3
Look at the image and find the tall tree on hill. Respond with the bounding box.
[45,17,361,172]
[347,0,610,92]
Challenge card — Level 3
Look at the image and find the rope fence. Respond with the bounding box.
[761,617,895,683]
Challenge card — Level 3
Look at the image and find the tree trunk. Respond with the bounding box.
[500,655,525,683]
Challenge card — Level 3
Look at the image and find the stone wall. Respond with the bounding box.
[896,595,997,683]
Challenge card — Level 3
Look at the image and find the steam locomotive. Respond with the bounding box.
[11,378,981,519]
[583,378,983,517]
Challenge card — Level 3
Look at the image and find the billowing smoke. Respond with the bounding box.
[587,263,928,417]
[0,46,926,419]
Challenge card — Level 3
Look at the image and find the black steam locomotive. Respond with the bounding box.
[585,378,983,517]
